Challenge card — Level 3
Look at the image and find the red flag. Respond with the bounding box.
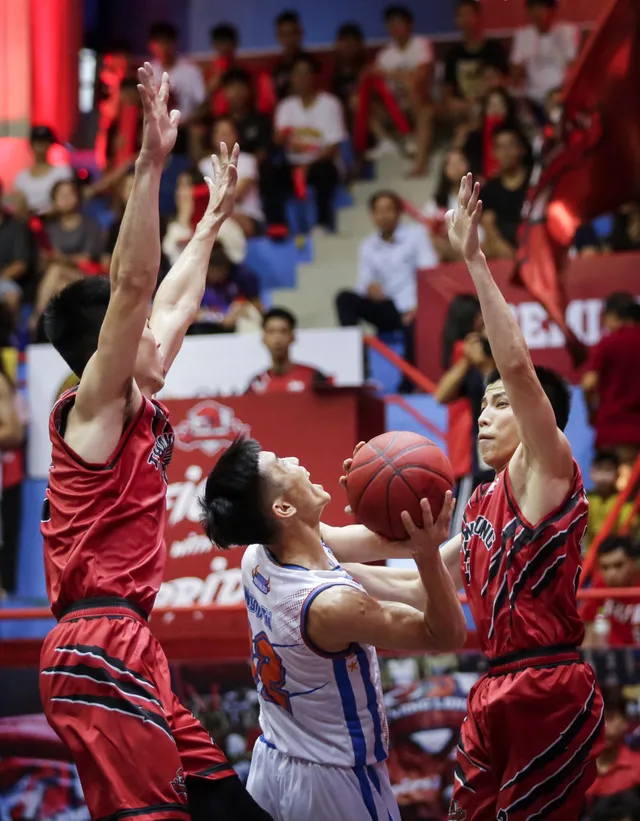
[515,0,640,367]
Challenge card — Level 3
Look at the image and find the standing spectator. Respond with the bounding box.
[374,5,434,176]
[336,190,438,391]
[585,451,638,549]
[582,292,640,470]
[332,23,367,124]
[582,537,640,648]
[275,55,347,231]
[13,126,73,217]
[480,124,531,259]
[0,181,34,318]
[0,357,25,598]
[245,308,333,394]
[148,22,206,122]
[510,0,579,120]
[273,11,307,101]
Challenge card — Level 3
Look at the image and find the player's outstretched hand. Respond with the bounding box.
[400,491,455,561]
[445,172,483,261]
[137,63,181,164]
[199,142,240,233]
[339,441,366,514]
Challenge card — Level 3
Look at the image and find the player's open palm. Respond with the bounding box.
[137,63,181,163]
[446,172,483,260]
[201,142,240,230]
[401,491,454,563]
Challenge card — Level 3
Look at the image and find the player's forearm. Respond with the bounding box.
[416,549,467,651]
[320,523,413,562]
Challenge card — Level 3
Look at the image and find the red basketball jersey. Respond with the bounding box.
[42,390,174,618]
[460,462,588,658]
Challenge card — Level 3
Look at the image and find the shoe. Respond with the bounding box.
[365,138,401,161]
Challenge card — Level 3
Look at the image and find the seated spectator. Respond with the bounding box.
[582,536,640,648]
[586,451,638,549]
[332,23,367,126]
[199,119,265,238]
[149,22,206,124]
[101,170,135,269]
[373,5,434,176]
[510,0,579,122]
[0,181,34,320]
[272,10,307,101]
[582,292,640,471]
[480,124,531,259]
[105,77,143,168]
[336,190,438,392]
[207,23,241,113]
[0,356,24,599]
[245,307,333,394]
[586,688,640,810]
[187,240,262,336]
[459,87,521,178]
[591,793,640,821]
[222,69,273,163]
[13,126,73,217]
[609,204,640,252]
[275,55,347,231]
[31,179,105,335]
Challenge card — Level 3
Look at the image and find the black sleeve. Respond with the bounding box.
[257,115,274,151]
[444,46,460,86]
[312,369,331,385]
[486,39,510,75]
[479,179,499,212]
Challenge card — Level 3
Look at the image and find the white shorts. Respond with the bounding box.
[248,737,400,821]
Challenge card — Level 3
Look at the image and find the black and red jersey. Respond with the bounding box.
[42,389,174,618]
[245,363,332,395]
[460,462,588,658]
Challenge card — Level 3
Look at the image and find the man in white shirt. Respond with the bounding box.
[336,190,438,392]
[13,126,73,216]
[374,5,434,176]
[275,54,347,230]
[510,0,579,114]
[149,22,206,122]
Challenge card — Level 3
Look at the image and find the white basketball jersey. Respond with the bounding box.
[242,542,389,768]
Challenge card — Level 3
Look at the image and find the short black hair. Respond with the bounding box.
[592,450,620,469]
[598,535,638,559]
[485,365,571,431]
[492,122,530,149]
[149,22,178,42]
[263,307,297,331]
[44,278,111,377]
[369,189,403,212]
[337,22,364,40]
[210,23,239,46]
[222,67,252,88]
[291,53,321,73]
[604,291,638,321]
[200,437,277,549]
[383,5,413,23]
[276,10,301,27]
[457,0,482,10]
[592,792,640,821]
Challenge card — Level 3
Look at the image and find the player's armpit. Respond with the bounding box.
[342,563,425,609]
[440,534,463,590]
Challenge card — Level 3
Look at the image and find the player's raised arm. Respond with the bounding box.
[446,174,573,484]
[75,64,180,418]
[150,143,239,372]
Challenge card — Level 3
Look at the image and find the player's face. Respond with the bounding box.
[598,548,639,588]
[135,321,165,394]
[478,381,521,470]
[259,451,331,523]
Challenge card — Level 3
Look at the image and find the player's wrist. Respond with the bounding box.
[136,151,165,172]
[464,249,486,265]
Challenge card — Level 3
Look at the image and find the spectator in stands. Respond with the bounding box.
[582,292,640,471]
[0,180,34,319]
[586,451,638,549]
[275,54,347,231]
[374,5,434,176]
[586,688,640,810]
[458,86,521,179]
[609,204,640,253]
[101,170,134,270]
[480,124,531,259]
[273,10,307,101]
[336,190,438,392]
[510,0,579,121]
[332,23,367,126]
[582,536,640,648]
[222,69,273,163]
[207,23,241,112]
[443,0,509,127]
[188,240,262,336]
[13,126,73,217]
[149,22,206,122]
[0,356,25,599]
[245,307,333,394]
[199,120,265,238]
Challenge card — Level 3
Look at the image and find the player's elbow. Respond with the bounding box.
[113,266,157,299]
[424,613,467,653]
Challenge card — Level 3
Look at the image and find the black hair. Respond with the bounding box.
[51,177,80,204]
[457,0,482,10]
[483,87,518,123]
[212,115,239,139]
[43,278,112,377]
[337,22,364,40]
[604,291,638,321]
[492,122,530,149]
[210,23,239,46]
[179,167,206,187]
[592,449,620,469]
[441,294,481,369]
[368,189,403,212]
[262,307,297,331]
[208,241,231,268]
[600,684,629,717]
[222,67,252,87]
[276,10,301,27]
[435,148,470,209]
[592,792,640,821]
[149,22,178,42]
[485,365,571,431]
[291,53,321,74]
[200,437,277,549]
[383,5,414,23]
[598,535,639,559]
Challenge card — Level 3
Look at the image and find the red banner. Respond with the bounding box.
[416,252,640,385]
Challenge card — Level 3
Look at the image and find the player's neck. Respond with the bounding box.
[272,526,331,571]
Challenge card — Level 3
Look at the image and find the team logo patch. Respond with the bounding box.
[174,399,250,456]
[448,799,467,821]
[170,767,187,797]
[252,565,271,595]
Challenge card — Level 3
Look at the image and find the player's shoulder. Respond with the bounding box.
[241,543,262,571]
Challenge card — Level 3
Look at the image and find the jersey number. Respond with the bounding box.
[252,631,292,713]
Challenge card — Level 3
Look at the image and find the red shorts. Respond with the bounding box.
[39,601,235,821]
[449,649,604,821]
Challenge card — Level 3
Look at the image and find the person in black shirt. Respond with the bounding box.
[273,10,307,101]
[222,69,273,163]
[480,124,531,259]
[332,22,367,127]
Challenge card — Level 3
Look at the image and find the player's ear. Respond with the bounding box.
[272,498,297,520]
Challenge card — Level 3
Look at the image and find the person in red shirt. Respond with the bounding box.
[582,292,640,470]
[245,307,333,394]
[583,536,640,647]
[38,66,271,821]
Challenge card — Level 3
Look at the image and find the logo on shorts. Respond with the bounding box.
[252,566,271,595]
[171,767,187,797]
[174,400,250,456]
[449,800,467,821]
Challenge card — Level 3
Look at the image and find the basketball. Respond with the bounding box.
[345,431,455,541]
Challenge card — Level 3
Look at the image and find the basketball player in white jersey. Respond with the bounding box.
[200,437,466,821]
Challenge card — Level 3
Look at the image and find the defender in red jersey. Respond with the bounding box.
[39,65,272,821]
[436,175,603,820]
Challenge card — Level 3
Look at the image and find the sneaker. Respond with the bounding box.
[365,138,401,161]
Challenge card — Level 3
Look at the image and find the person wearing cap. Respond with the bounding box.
[13,126,73,217]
